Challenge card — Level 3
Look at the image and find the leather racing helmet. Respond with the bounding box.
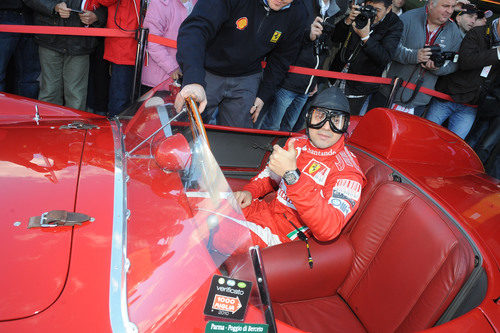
[306,86,351,134]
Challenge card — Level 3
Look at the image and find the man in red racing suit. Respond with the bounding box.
[234,87,366,249]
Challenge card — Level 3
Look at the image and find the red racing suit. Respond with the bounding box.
[242,135,365,248]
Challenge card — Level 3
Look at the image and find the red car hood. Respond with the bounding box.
[0,121,85,320]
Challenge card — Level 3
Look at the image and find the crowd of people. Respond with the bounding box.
[0,0,498,178]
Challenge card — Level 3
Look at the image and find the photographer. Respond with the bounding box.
[426,17,500,139]
[260,0,349,131]
[329,0,402,114]
[370,0,462,115]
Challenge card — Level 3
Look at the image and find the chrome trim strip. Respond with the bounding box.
[109,120,137,333]
[157,105,173,138]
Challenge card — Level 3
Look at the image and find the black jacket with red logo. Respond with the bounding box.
[177,0,307,103]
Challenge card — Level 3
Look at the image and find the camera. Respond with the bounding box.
[354,5,377,30]
[314,18,336,55]
[427,45,456,67]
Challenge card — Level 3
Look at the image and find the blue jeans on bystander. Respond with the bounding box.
[108,63,135,117]
[260,88,308,131]
[425,99,477,139]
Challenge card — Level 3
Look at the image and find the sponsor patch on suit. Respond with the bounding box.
[302,159,330,186]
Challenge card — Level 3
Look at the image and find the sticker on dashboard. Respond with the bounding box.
[204,275,252,321]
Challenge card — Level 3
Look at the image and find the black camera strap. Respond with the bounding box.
[336,30,365,92]
[398,18,445,106]
[340,30,364,65]
[399,65,426,105]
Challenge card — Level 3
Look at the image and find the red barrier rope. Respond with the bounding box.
[148,33,177,48]
[0,24,132,38]
[0,24,458,104]
[289,65,391,85]
[288,65,455,102]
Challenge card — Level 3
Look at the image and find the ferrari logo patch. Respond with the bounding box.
[308,162,321,174]
[302,159,330,186]
[236,17,248,30]
[270,31,282,43]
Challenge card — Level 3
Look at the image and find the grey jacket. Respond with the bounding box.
[381,6,462,108]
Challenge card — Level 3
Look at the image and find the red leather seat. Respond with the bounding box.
[264,162,475,332]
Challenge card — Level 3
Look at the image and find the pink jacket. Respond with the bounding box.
[141,0,196,87]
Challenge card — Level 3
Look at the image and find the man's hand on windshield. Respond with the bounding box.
[310,16,323,41]
[234,191,252,208]
[250,97,264,123]
[174,83,207,113]
[269,139,297,178]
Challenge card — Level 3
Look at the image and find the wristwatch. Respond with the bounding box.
[283,169,301,185]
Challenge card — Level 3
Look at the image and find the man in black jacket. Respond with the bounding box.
[330,0,402,114]
[426,18,500,139]
[24,0,106,110]
[0,0,40,99]
[259,0,349,131]
[175,0,307,128]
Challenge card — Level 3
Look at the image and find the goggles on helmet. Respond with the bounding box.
[306,107,350,134]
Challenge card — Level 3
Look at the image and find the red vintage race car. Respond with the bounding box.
[0,80,498,333]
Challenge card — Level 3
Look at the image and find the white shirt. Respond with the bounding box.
[319,0,331,17]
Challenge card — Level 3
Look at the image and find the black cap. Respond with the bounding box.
[309,86,351,114]
[457,4,478,16]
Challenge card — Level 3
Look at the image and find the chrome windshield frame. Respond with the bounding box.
[109,119,137,333]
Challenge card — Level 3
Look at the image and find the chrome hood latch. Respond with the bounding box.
[60,122,99,130]
[28,210,94,228]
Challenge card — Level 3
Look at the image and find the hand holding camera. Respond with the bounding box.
[419,45,456,69]
[345,4,361,26]
[313,17,336,55]
[346,4,377,33]
[417,47,433,63]
[310,16,324,42]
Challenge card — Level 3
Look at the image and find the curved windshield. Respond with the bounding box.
[122,81,274,332]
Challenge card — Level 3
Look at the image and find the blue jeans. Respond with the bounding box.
[0,10,40,99]
[108,63,135,117]
[261,88,308,131]
[426,99,477,139]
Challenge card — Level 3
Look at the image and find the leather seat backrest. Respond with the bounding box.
[338,181,475,332]
[342,152,393,235]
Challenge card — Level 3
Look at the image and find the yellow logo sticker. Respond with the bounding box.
[236,17,248,30]
[270,31,282,43]
[308,162,321,174]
